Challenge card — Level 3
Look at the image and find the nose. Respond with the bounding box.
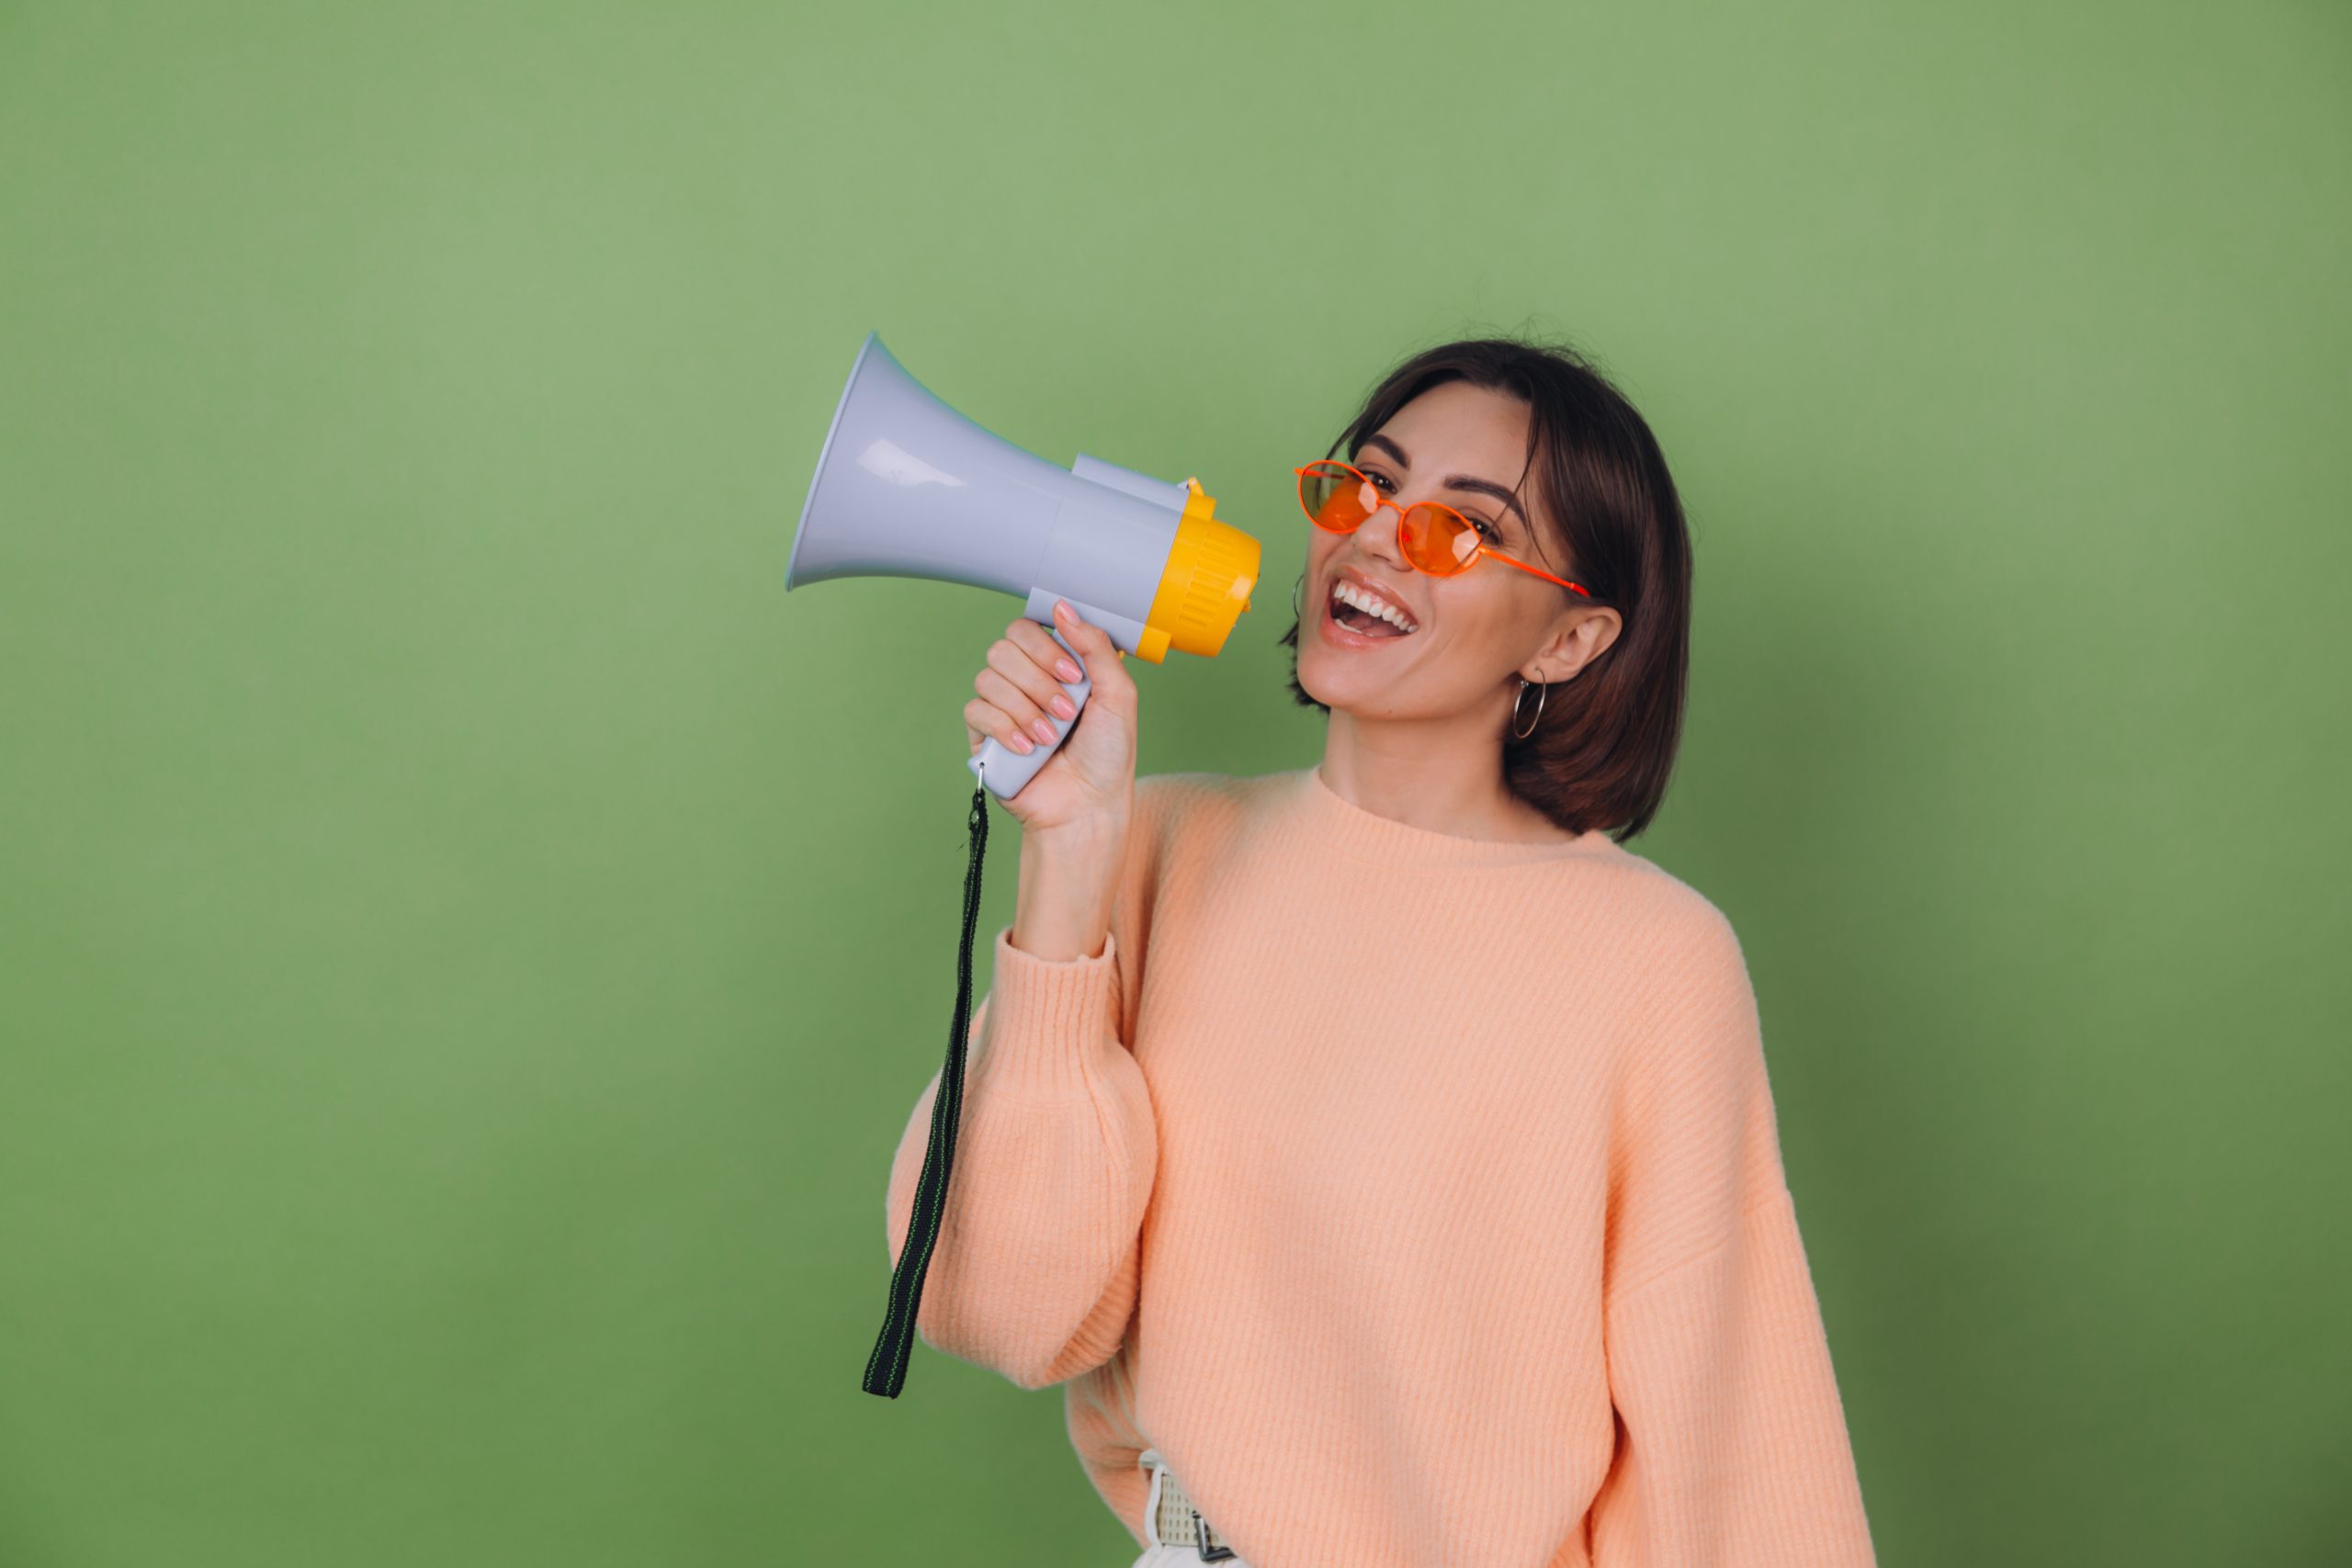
[1350,491,1414,572]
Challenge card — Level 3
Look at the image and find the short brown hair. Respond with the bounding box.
[1280,332,1693,841]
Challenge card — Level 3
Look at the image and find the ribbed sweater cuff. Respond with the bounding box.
[970,923,1122,1100]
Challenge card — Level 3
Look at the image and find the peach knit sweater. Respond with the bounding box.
[883,767,1877,1567]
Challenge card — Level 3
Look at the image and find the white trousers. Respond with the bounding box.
[1127,1447,1255,1568]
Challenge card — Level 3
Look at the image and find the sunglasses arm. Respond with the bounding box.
[1484,550,1591,598]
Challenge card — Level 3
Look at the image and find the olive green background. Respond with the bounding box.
[3,2,2346,1564]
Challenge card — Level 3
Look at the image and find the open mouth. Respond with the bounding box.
[1326,578,1419,640]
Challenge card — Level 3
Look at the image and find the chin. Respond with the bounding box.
[1295,646,1385,715]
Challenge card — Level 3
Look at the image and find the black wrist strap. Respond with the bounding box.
[863,776,990,1398]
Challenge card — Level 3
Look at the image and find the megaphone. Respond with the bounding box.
[788,332,1261,798]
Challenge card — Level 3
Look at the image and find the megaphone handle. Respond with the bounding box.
[968,624,1092,801]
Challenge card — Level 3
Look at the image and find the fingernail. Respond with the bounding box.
[1054,600,1072,623]
[1049,694,1076,718]
[1055,657,1082,682]
[1031,718,1057,744]
[1010,731,1035,753]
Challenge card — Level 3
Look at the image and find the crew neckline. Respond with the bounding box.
[1286,764,1622,869]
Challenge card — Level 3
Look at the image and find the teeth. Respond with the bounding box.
[1332,580,1418,633]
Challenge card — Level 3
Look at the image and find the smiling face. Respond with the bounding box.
[1298,379,1621,728]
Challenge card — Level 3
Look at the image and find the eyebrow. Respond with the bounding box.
[1354,434,1530,530]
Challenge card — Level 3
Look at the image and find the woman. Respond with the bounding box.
[884,335,1878,1567]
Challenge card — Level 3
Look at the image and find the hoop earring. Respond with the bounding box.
[1510,676,1548,739]
[1291,571,1305,622]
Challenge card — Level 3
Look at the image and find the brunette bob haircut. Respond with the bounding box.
[1281,333,1694,843]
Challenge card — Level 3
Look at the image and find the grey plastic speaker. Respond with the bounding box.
[788,332,1214,799]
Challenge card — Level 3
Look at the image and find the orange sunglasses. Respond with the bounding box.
[1294,458,1595,598]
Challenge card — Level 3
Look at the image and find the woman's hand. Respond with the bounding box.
[964,599,1137,842]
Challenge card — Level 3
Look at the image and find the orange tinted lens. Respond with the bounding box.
[1299,462,1372,531]
[1398,504,1481,575]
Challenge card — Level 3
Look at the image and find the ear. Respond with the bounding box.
[1521,603,1622,684]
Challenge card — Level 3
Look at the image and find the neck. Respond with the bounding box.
[1317,711,1576,845]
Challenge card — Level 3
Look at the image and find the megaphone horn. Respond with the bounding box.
[788,333,1261,799]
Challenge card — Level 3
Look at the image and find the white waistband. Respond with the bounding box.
[1138,1448,1238,1559]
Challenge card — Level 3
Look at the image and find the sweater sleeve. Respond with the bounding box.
[880,795,1165,1393]
[1589,904,1877,1567]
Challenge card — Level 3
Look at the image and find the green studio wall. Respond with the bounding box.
[1,3,2345,1564]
